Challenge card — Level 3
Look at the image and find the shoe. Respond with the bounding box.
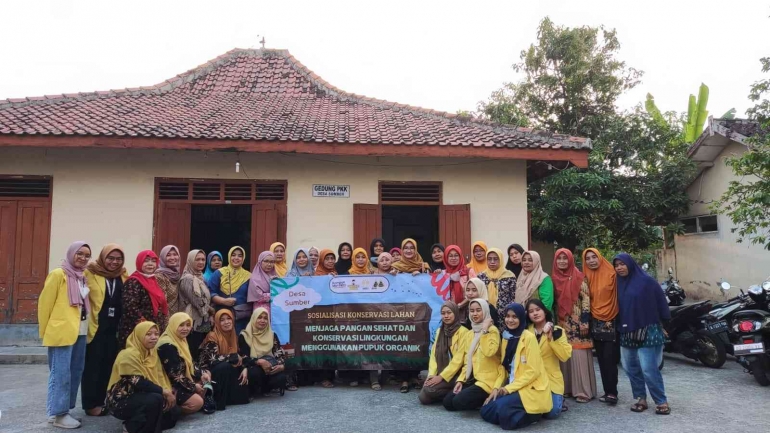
[48,415,82,423]
[52,414,81,429]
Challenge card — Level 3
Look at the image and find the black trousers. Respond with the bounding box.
[209,362,250,410]
[594,338,620,396]
[111,392,181,433]
[188,331,207,362]
[297,369,335,386]
[81,327,119,410]
[247,366,287,395]
[443,383,489,411]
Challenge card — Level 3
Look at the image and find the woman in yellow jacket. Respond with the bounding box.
[481,301,553,430]
[441,299,505,411]
[38,241,93,429]
[81,244,129,416]
[526,298,573,419]
[419,300,469,404]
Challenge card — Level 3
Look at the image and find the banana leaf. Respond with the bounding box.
[685,95,698,142]
[694,83,710,136]
[645,93,666,126]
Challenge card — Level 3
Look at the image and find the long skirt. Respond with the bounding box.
[480,392,542,430]
[561,348,597,400]
[111,392,181,433]
[81,327,120,410]
[209,362,250,410]
[247,366,288,395]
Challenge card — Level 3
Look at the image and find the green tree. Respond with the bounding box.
[713,57,770,250]
[479,17,693,252]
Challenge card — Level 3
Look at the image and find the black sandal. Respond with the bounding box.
[599,394,618,405]
[655,403,671,415]
[630,399,648,413]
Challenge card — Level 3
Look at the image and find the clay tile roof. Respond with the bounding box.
[0,48,591,151]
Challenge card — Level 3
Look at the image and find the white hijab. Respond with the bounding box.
[465,298,491,381]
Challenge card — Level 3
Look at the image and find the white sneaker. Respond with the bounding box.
[48,415,82,423]
[52,414,81,429]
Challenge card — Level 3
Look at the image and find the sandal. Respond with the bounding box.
[371,382,382,391]
[599,395,618,405]
[655,403,671,415]
[576,396,591,403]
[320,380,335,389]
[86,407,108,417]
[399,382,410,393]
[630,399,648,413]
[561,405,569,412]
[286,385,298,392]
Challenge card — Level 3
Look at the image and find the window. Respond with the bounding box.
[680,215,719,234]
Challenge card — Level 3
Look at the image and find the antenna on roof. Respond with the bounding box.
[259,36,266,49]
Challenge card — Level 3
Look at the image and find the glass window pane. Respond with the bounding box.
[699,215,718,233]
[681,217,698,234]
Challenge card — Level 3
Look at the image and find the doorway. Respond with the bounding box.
[382,205,439,259]
[190,205,252,262]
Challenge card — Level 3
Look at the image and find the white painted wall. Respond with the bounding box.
[0,147,529,272]
[676,141,770,297]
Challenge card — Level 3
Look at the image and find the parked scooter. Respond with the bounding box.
[703,281,751,351]
[661,267,686,306]
[730,278,770,386]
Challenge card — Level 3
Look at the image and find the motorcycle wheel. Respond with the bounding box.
[695,330,726,369]
[750,357,770,386]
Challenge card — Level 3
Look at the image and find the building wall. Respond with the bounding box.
[0,147,530,272]
[675,141,770,297]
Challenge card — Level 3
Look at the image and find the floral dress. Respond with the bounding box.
[477,272,517,319]
[106,375,162,412]
[158,343,201,405]
[118,279,168,348]
[558,280,593,350]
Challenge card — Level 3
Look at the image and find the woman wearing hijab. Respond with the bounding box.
[348,247,371,275]
[118,250,169,349]
[372,252,397,275]
[248,251,278,316]
[315,249,338,276]
[82,243,128,417]
[288,248,315,277]
[467,241,488,274]
[428,243,446,273]
[391,238,426,275]
[477,247,517,320]
[526,298,573,419]
[203,251,223,287]
[155,245,181,315]
[209,246,252,333]
[613,253,671,415]
[552,248,596,403]
[335,242,354,276]
[480,303,552,430]
[419,301,470,404]
[198,309,251,410]
[461,278,500,329]
[369,238,386,267]
[238,307,289,396]
[107,321,179,432]
[514,251,554,311]
[270,242,288,277]
[441,298,504,411]
[178,250,213,361]
[506,244,525,278]
[583,248,620,405]
[308,247,320,271]
[389,247,402,263]
[158,313,208,415]
[443,245,473,319]
[38,241,92,429]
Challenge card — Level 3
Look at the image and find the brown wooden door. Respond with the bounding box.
[353,204,382,250]
[154,202,191,255]
[12,201,51,323]
[0,201,18,323]
[439,204,471,258]
[251,203,288,270]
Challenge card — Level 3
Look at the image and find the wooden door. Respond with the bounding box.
[154,202,191,255]
[12,201,51,323]
[353,204,382,250]
[0,201,18,323]
[439,204,471,259]
[251,203,288,270]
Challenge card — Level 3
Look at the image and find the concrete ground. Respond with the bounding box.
[1,353,769,433]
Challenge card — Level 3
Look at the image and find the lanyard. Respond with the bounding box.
[106,278,116,298]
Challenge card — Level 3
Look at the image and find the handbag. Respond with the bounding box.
[233,303,253,321]
[591,318,617,342]
[258,355,279,367]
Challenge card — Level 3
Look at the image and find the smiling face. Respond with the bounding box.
[355,252,367,267]
[141,256,158,273]
[447,250,460,267]
[392,251,401,262]
[323,253,336,271]
[504,309,520,330]
[219,314,234,332]
[521,253,535,273]
[296,251,309,268]
[469,301,484,324]
[373,241,384,255]
[556,252,569,271]
[509,249,522,265]
[440,306,456,324]
[165,248,180,268]
[261,256,276,273]
[230,249,244,269]
[176,320,192,339]
[194,252,206,272]
[403,242,416,259]
[585,251,600,270]
[487,252,500,271]
[210,255,223,270]
[473,245,485,261]
[465,281,479,300]
[256,312,269,330]
[273,246,285,262]
[309,249,319,267]
[105,249,124,272]
[527,303,546,325]
[340,245,352,260]
[73,246,92,269]
[378,254,392,271]
[143,326,160,350]
[614,259,629,277]
[431,247,444,264]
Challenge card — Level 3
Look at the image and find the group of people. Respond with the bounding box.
[37,237,671,431]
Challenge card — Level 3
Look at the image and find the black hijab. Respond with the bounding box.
[429,243,446,272]
[501,302,528,369]
[505,244,525,277]
[369,238,386,266]
[335,242,353,275]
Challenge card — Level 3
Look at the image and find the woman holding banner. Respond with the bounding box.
[419,301,469,404]
[391,239,427,275]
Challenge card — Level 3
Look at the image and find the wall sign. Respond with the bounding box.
[312,184,350,198]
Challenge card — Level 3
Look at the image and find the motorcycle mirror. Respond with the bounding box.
[720,281,731,293]
[642,263,649,271]
[668,267,673,275]
[763,281,770,291]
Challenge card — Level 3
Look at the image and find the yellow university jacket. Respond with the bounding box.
[84,270,129,342]
[527,324,572,395]
[501,330,553,414]
[428,326,470,377]
[441,326,505,393]
[38,269,86,347]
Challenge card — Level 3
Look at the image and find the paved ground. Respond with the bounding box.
[1,353,769,433]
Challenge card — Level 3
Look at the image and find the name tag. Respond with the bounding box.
[108,307,116,318]
[520,355,527,364]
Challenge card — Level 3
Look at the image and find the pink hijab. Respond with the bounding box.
[248,251,278,303]
[61,241,91,313]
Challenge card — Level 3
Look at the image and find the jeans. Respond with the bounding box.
[47,335,87,417]
[543,393,564,420]
[621,344,667,405]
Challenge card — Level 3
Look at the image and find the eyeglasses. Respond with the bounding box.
[105,256,124,263]
[263,260,276,264]
[487,257,500,262]
[75,252,92,260]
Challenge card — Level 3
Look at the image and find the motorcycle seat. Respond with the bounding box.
[669,305,686,314]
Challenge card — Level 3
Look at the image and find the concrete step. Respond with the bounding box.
[0,346,47,364]
[0,324,42,346]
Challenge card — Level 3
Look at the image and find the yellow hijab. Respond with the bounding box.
[219,246,252,296]
[391,238,425,273]
[467,241,488,274]
[270,242,288,277]
[108,321,171,390]
[483,247,515,307]
[239,307,274,358]
[158,312,194,380]
[348,248,371,275]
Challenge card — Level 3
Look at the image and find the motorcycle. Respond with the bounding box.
[661,267,686,306]
[730,278,770,386]
[703,281,751,352]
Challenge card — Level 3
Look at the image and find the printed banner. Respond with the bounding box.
[270,274,449,370]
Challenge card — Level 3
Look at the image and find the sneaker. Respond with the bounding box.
[48,415,82,423]
[52,414,81,429]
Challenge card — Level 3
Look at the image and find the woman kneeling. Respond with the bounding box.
[198,310,251,410]
[239,307,289,396]
[158,313,211,415]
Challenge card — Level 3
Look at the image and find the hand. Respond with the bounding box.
[424,375,444,388]
[162,389,176,412]
[433,269,443,274]
[269,364,285,375]
[389,269,398,275]
[457,299,469,308]
[579,323,589,337]
[207,307,216,317]
[201,370,211,383]
[483,388,500,406]
[257,359,272,373]
[411,271,421,276]
[238,368,249,386]
[226,298,237,307]
[482,317,493,332]
[453,381,463,394]
[195,384,205,396]
[449,272,460,282]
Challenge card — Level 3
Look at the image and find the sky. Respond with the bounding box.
[1,0,768,124]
